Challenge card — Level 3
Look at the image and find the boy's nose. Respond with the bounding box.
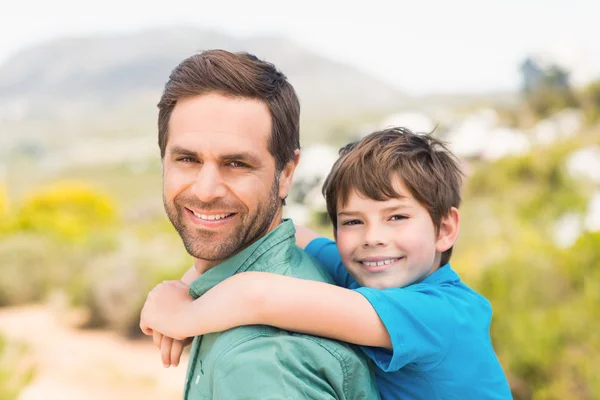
[363,227,388,247]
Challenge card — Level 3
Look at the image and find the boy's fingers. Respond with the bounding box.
[161,336,174,367]
[170,340,184,367]
[139,320,153,336]
[153,331,163,349]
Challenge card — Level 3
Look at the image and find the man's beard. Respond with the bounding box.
[164,175,281,262]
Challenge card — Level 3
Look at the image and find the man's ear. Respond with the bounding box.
[278,149,301,201]
[435,207,460,252]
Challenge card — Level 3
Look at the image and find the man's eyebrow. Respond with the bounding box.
[168,146,197,157]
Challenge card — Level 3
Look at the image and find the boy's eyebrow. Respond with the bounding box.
[338,204,410,217]
[381,204,411,213]
[338,210,363,217]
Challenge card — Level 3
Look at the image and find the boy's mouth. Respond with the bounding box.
[360,257,400,267]
[358,256,404,272]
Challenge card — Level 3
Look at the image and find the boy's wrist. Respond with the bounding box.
[175,300,198,340]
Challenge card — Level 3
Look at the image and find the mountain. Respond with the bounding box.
[0,27,408,121]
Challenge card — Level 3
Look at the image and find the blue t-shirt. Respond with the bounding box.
[306,237,512,400]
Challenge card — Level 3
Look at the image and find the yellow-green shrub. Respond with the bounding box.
[17,181,118,243]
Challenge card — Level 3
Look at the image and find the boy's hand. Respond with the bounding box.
[151,330,193,367]
[140,280,194,340]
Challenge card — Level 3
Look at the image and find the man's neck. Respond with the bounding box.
[193,259,219,275]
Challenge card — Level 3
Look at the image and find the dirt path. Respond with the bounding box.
[0,305,187,399]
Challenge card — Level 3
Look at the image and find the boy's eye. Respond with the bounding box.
[389,215,407,221]
[341,219,362,226]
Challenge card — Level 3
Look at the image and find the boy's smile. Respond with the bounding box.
[335,175,456,289]
[358,256,404,273]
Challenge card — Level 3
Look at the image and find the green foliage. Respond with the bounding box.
[0,334,35,400]
[526,85,579,119]
[454,138,599,399]
[581,80,600,123]
[466,145,589,233]
[522,62,579,119]
[0,183,120,306]
[76,239,191,338]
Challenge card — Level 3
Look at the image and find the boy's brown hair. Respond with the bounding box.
[323,127,464,266]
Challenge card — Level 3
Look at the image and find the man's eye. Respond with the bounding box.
[176,157,197,163]
[228,161,249,168]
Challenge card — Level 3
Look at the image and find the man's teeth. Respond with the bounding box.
[193,212,232,221]
[362,258,398,267]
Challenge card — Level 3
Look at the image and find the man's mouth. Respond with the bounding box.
[185,208,237,225]
[190,211,236,221]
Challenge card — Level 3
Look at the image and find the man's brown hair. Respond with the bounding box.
[157,49,300,172]
[323,127,464,266]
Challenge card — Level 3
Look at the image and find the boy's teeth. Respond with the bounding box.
[363,258,398,267]
[193,212,231,221]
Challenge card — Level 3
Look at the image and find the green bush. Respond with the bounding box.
[454,138,599,399]
[0,182,120,307]
[581,80,600,123]
[0,334,35,400]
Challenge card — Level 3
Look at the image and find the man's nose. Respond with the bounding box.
[190,164,227,202]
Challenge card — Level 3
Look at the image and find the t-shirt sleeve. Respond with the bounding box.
[354,286,456,372]
[304,237,355,288]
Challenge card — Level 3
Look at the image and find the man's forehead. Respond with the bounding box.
[169,94,272,135]
[166,133,268,158]
[166,94,272,156]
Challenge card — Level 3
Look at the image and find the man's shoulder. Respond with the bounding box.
[204,325,378,398]
[212,325,368,364]
[253,242,335,283]
[194,326,379,399]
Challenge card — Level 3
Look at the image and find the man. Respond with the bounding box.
[141,50,379,399]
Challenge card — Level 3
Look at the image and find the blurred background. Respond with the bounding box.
[1,1,599,399]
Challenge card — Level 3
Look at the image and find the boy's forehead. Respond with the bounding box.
[337,176,413,209]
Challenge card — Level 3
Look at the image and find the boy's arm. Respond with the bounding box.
[294,224,323,249]
[180,266,199,285]
[179,271,392,349]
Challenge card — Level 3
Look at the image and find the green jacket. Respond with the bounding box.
[183,219,380,400]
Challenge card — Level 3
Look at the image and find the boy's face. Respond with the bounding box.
[334,176,457,289]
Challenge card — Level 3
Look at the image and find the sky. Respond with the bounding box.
[1,0,599,95]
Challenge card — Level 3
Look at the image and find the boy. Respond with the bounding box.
[141,127,513,399]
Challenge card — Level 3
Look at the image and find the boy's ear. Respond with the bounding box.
[333,227,338,242]
[435,207,460,252]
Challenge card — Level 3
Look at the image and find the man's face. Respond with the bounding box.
[335,176,443,289]
[162,93,286,269]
